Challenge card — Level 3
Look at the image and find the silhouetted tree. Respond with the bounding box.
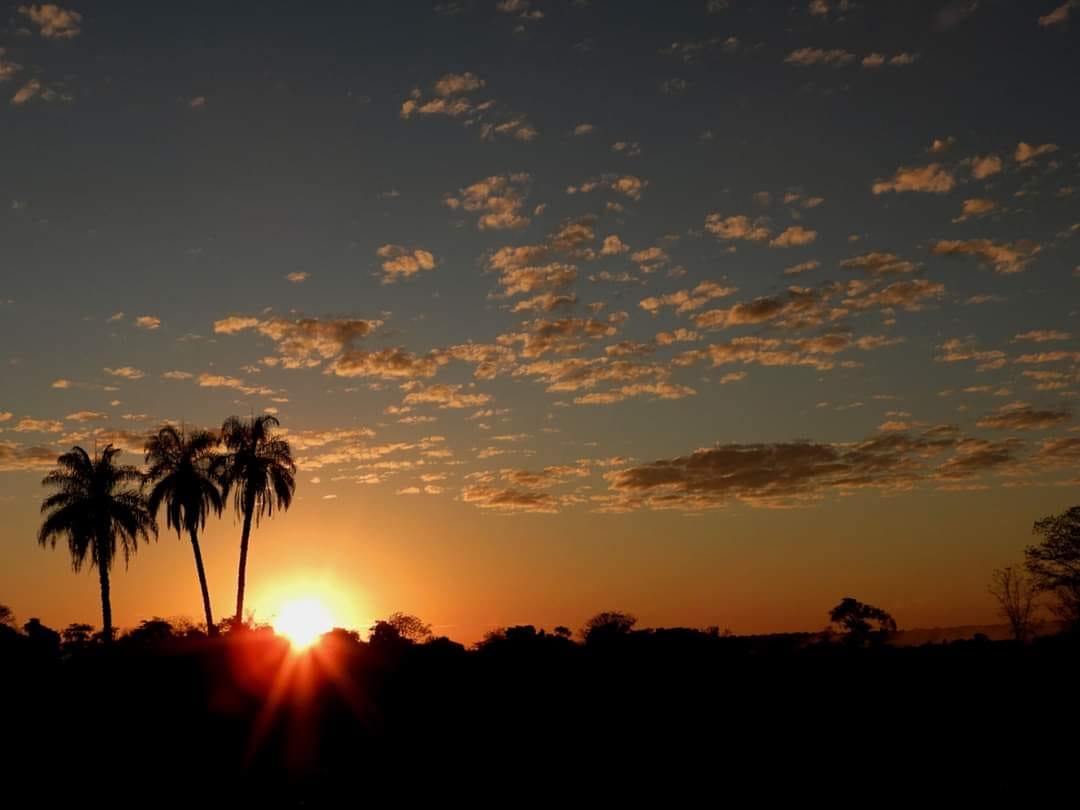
[1024,505,1080,629]
[553,625,572,639]
[369,612,432,646]
[220,415,295,625]
[61,622,95,651]
[989,566,1038,642]
[123,617,175,646]
[582,611,637,645]
[0,603,14,629]
[828,597,896,647]
[38,445,156,641]
[22,618,61,656]
[144,424,225,635]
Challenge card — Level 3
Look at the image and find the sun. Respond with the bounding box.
[273,597,335,650]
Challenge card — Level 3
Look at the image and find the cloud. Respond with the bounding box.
[690,286,835,330]
[840,252,916,276]
[510,292,577,313]
[967,154,1003,180]
[872,163,955,194]
[934,338,1007,371]
[928,136,956,154]
[566,174,647,200]
[1014,330,1071,343]
[11,79,41,105]
[931,238,1041,274]
[953,198,997,222]
[433,72,485,96]
[188,96,206,109]
[769,226,817,248]
[604,432,959,511]
[639,280,738,315]
[784,260,820,276]
[498,312,628,358]
[17,4,82,39]
[976,402,1071,430]
[134,315,161,330]
[460,485,560,513]
[162,370,193,380]
[197,373,274,396]
[104,366,145,380]
[1014,141,1059,163]
[327,348,448,379]
[0,440,59,472]
[720,371,747,384]
[51,379,73,389]
[574,382,696,405]
[573,123,594,135]
[65,411,107,423]
[0,49,21,83]
[286,271,309,283]
[1013,350,1080,365]
[705,214,770,242]
[213,315,382,368]
[600,235,629,255]
[1039,2,1077,27]
[401,72,536,142]
[861,52,919,68]
[376,244,438,284]
[14,417,64,433]
[403,383,492,409]
[784,48,856,66]
[444,174,531,230]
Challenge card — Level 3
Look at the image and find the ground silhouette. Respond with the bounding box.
[1,609,1076,804]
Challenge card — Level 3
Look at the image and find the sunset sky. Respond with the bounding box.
[1,0,1078,642]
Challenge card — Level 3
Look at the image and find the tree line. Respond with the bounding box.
[36,414,295,640]
[989,505,1080,642]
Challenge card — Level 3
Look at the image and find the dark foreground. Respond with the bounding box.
[2,626,1077,804]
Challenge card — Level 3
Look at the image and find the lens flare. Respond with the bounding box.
[273,597,335,650]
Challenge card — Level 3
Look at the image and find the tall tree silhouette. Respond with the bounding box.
[221,415,295,625]
[38,445,156,641]
[144,425,225,635]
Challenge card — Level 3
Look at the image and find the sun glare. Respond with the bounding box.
[274,597,335,650]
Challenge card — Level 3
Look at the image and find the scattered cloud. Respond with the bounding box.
[784,48,856,67]
[705,213,770,242]
[376,244,438,284]
[1014,141,1059,163]
[17,4,82,39]
[931,238,1041,274]
[872,163,955,194]
[134,315,161,330]
[444,173,531,230]
[840,252,916,276]
[214,315,382,368]
[769,225,817,248]
[103,366,145,380]
[952,198,997,223]
[976,402,1071,430]
[286,272,310,283]
[1014,330,1071,343]
[1038,2,1077,27]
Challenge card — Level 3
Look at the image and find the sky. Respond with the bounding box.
[1,0,1078,643]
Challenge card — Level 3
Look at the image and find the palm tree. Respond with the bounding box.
[221,415,295,625]
[38,445,156,641]
[144,425,225,636]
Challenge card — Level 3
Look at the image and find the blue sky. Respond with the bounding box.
[1,0,1078,639]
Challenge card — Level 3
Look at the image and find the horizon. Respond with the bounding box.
[2,0,1079,646]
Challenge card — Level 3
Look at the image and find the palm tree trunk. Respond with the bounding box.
[189,527,216,636]
[235,504,254,626]
[97,555,113,642]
